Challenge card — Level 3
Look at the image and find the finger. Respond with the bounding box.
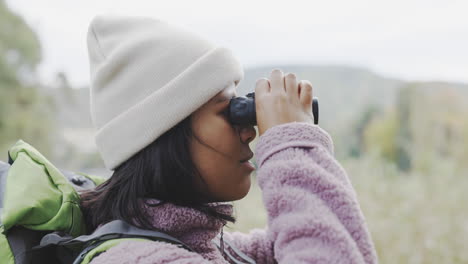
[285,73,298,99]
[270,69,285,94]
[299,80,313,107]
[255,78,270,95]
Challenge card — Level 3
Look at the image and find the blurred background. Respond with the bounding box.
[1,0,467,262]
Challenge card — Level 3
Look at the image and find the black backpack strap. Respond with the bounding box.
[37,220,193,251]
[5,226,54,264]
[34,220,194,264]
[35,220,257,264]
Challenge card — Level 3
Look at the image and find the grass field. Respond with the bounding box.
[229,155,468,264]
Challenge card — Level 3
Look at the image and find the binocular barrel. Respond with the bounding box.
[228,92,319,127]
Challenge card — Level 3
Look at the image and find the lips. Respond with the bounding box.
[240,152,254,163]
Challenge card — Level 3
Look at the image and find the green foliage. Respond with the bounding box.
[0,1,56,158]
[358,82,468,174]
[0,0,42,71]
[360,84,417,171]
[364,111,398,161]
[394,85,415,171]
[349,104,382,158]
[346,156,468,264]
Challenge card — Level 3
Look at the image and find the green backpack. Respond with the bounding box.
[0,140,194,264]
[0,140,255,264]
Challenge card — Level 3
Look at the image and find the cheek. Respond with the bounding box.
[204,119,235,139]
[191,130,238,178]
[190,117,249,201]
[194,116,238,154]
[195,147,252,202]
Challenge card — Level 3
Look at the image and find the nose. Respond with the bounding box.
[238,126,257,144]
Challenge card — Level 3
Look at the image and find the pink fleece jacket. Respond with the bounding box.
[90,122,378,264]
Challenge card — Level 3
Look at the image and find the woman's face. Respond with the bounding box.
[190,83,257,202]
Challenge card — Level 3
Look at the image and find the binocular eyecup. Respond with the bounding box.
[228,92,319,127]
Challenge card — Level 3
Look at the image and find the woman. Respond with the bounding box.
[80,15,378,264]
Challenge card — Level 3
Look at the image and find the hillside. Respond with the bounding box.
[47,65,468,172]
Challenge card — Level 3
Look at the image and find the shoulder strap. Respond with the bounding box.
[36,220,257,264]
[73,238,148,264]
[77,237,258,264]
[37,220,193,251]
[35,220,194,264]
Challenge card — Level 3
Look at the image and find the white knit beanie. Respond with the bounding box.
[87,15,244,170]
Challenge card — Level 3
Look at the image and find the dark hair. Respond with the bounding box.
[80,115,235,232]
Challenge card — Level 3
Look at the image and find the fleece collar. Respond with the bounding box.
[143,199,234,263]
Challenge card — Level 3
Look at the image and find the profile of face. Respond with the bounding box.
[190,83,257,202]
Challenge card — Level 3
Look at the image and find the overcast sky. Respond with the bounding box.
[5,0,468,87]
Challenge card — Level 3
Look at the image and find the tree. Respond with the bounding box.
[394,84,415,172]
[349,104,382,158]
[0,0,56,157]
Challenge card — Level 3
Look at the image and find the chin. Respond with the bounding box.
[217,181,251,202]
[211,174,252,202]
[233,177,251,201]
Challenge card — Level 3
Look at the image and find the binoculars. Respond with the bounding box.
[228,92,319,127]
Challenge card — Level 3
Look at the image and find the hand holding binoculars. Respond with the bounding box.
[228,92,319,127]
